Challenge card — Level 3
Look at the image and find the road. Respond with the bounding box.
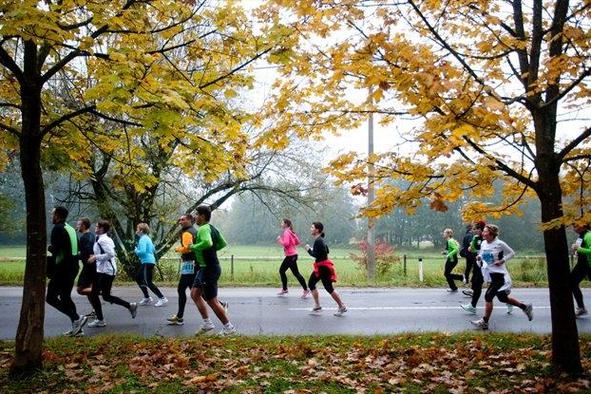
[1,287,590,338]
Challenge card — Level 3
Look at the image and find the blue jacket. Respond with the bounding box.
[134,234,156,264]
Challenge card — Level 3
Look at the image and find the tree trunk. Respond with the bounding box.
[538,173,582,374]
[10,60,46,376]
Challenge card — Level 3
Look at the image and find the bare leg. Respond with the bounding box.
[206,297,229,325]
[484,301,493,321]
[505,296,524,307]
[190,287,209,320]
[329,290,345,309]
[311,289,320,308]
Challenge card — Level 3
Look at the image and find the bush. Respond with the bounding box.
[350,240,400,278]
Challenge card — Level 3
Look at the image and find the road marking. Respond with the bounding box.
[288,306,552,311]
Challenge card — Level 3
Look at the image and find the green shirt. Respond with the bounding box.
[189,223,227,268]
[446,238,459,260]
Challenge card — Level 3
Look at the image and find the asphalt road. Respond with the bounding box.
[1,287,591,338]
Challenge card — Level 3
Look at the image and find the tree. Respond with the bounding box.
[262,0,591,374]
[0,0,282,375]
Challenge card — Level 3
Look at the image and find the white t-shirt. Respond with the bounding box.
[479,238,515,290]
[94,234,117,276]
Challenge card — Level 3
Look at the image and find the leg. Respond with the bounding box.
[191,271,209,320]
[288,255,308,291]
[144,264,164,299]
[176,274,193,319]
[464,256,474,283]
[206,297,229,325]
[279,256,290,291]
[471,268,484,308]
[46,271,79,322]
[308,272,321,309]
[444,259,462,290]
[89,274,105,321]
[101,274,131,309]
[136,264,150,298]
[570,262,588,309]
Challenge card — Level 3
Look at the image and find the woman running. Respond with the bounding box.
[570,222,591,317]
[276,218,309,298]
[471,224,533,330]
[305,222,347,316]
[135,223,167,307]
[442,228,463,292]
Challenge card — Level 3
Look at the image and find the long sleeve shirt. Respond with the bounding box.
[79,231,96,264]
[277,228,300,256]
[94,234,117,276]
[445,238,459,261]
[576,230,591,267]
[479,238,514,276]
[134,234,156,264]
[189,223,227,268]
[307,236,329,262]
[175,226,197,261]
[49,222,78,272]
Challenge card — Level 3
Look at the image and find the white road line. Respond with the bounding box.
[288,306,552,311]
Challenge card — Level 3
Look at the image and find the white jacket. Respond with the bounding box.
[94,234,117,276]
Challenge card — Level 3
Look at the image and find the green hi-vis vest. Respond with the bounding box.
[65,223,78,257]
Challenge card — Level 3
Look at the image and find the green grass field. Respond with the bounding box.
[0,244,554,287]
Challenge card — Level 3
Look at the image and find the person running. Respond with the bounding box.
[305,222,347,316]
[471,224,533,330]
[135,222,167,307]
[76,217,96,317]
[570,222,591,317]
[276,218,309,298]
[86,220,137,328]
[167,214,198,326]
[46,206,87,337]
[442,228,463,292]
[460,224,474,284]
[189,205,236,336]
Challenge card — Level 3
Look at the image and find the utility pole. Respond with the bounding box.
[367,87,376,282]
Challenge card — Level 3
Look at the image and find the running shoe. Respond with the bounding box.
[129,302,138,318]
[460,303,476,314]
[523,304,533,321]
[64,329,85,337]
[139,297,153,306]
[195,321,215,335]
[277,289,288,296]
[154,297,168,307]
[471,318,488,330]
[301,289,310,299]
[219,325,237,336]
[506,304,514,315]
[166,314,184,326]
[576,307,588,317]
[334,306,348,317]
[462,289,474,297]
[84,311,97,319]
[447,288,458,293]
[311,306,322,312]
[87,319,106,328]
[71,315,88,336]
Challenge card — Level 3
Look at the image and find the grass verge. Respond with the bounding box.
[1,333,591,393]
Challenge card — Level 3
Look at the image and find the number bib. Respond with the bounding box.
[180,260,195,275]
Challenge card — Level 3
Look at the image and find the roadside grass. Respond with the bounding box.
[1,333,590,393]
[0,244,554,287]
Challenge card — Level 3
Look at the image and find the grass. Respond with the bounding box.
[0,244,555,287]
[1,333,591,393]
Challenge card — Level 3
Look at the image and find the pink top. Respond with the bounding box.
[278,228,300,256]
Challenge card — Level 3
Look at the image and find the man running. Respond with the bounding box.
[46,206,87,336]
[76,217,96,316]
[570,222,591,317]
[190,206,236,335]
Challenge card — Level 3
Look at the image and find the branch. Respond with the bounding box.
[558,126,591,161]
[41,105,96,136]
[0,122,20,137]
[0,46,24,84]
[199,47,272,89]
[89,109,143,127]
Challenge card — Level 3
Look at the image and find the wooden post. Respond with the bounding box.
[403,254,407,276]
[231,254,234,281]
[418,257,423,282]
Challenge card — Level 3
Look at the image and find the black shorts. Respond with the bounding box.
[192,264,221,301]
[484,272,510,303]
[77,262,96,288]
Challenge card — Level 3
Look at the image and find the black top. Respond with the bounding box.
[49,223,76,271]
[79,232,96,264]
[307,237,329,262]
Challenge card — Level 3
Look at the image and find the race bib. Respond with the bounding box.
[481,251,494,266]
[180,260,195,275]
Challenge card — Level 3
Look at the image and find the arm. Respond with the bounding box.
[578,232,591,256]
[216,230,227,251]
[175,232,194,254]
[95,237,116,263]
[446,239,459,260]
[497,241,515,264]
[190,226,213,252]
[468,236,478,253]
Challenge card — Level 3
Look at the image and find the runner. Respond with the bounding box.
[189,205,236,335]
[305,222,347,316]
[167,214,198,326]
[460,224,474,284]
[86,220,137,328]
[46,206,87,336]
[76,217,96,317]
[570,222,591,317]
[442,228,463,292]
[276,218,309,298]
[134,222,167,307]
[471,224,533,330]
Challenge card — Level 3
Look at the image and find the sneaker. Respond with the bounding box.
[301,289,311,299]
[129,302,138,318]
[471,318,488,330]
[195,321,215,335]
[84,311,97,319]
[154,297,168,307]
[166,314,184,326]
[277,289,288,296]
[523,304,533,321]
[70,315,88,336]
[447,288,458,293]
[460,303,476,314]
[87,319,106,328]
[139,297,153,306]
[219,325,237,336]
[576,307,588,317]
[311,306,322,312]
[64,328,85,337]
[507,304,514,315]
[462,289,474,297]
[334,306,347,317]
[221,301,229,313]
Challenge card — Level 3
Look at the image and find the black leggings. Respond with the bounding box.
[484,273,510,303]
[90,273,130,321]
[46,269,79,322]
[136,263,164,299]
[470,265,484,307]
[177,273,196,318]
[279,255,307,291]
[571,261,591,309]
[308,266,334,294]
[464,255,475,283]
[444,258,463,291]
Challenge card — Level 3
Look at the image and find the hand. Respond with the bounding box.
[441,250,446,255]
[276,236,281,242]
[494,259,504,266]
[305,244,311,251]
[88,255,96,263]
[572,244,579,252]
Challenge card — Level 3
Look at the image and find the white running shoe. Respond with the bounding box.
[154,297,168,307]
[334,306,347,317]
[301,290,310,299]
[460,303,476,314]
[71,315,88,336]
[195,321,215,335]
[576,307,588,317]
[471,318,489,330]
[277,289,288,296]
[219,325,237,336]
[139,297,153,306]
[506,304,514,315]
[87,319,106,328]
